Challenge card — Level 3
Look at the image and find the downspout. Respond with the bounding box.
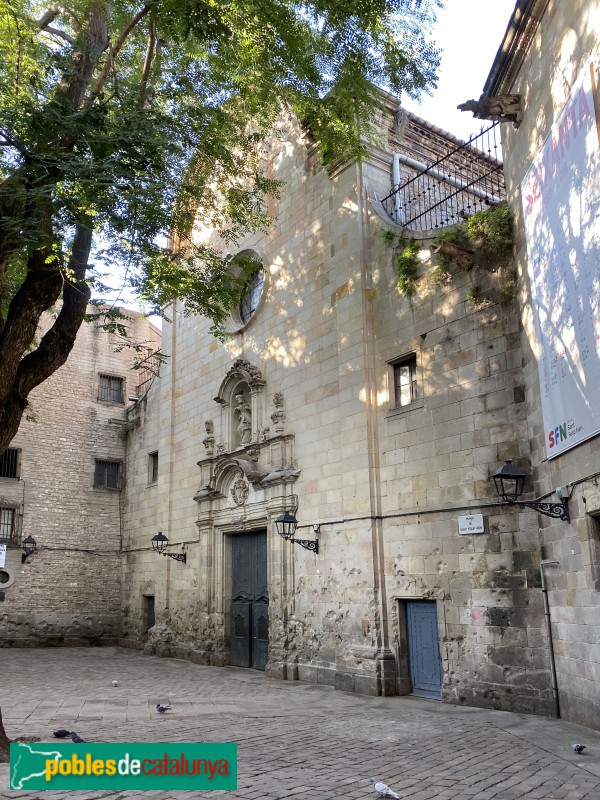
[540,559,560,718]
[393,152,504,205]
[392,154,404,225]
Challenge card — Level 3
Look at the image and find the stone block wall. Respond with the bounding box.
[0,309,160,646]
[120,103,556,713]
[495,0,600,729]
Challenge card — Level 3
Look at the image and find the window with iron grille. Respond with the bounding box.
[98,374,124,403]
[149,452,158,483]
[0,448,20,479]
[0,507,16,542]
[393,356,418,408]
[94,460,120,490]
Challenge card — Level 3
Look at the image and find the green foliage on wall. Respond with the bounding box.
[431,204,515,306]
[463,204,513,258]
[396,238,419,296]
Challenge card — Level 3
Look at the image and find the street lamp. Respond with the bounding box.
[21,535,37,563]
[492,460,570,522]
[151,532,187,563]
[274,497,319,553]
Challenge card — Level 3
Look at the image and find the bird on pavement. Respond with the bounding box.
[111,680,119,687]
[156,703,171,714]
[370,778,400,798]
[572,744,586,754]
[70,731,86,743]
[53,729,71,738]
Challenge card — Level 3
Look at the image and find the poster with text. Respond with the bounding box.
[521,62,600,459]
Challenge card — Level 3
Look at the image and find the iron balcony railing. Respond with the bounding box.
[381,122,506,231]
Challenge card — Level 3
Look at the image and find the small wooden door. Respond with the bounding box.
[406,600,443,699]
[230,531,268,670]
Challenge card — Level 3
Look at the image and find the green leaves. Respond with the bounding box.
[0,0,442,333]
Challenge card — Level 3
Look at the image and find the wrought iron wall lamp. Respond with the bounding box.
[151,532,187,563]
[492,460,570,522]
[274,497,319,553]
[21,535,37,563]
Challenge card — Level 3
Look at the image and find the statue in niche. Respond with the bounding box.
[203,420,215,455]
[234,393,252,445]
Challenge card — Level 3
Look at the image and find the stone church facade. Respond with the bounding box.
[119,95,558,715]
[1,0,598,733]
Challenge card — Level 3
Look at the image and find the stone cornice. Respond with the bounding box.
[482,0,552,97]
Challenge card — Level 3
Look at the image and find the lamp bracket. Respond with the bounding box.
[293,538,318,554]
[515,498,570,522]
[163,551,187,564]
[21,552,36,564]
[499,498,570,522]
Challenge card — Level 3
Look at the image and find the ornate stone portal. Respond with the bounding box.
[193,359,302,679]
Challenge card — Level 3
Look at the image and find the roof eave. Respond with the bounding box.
[482,0,551,97]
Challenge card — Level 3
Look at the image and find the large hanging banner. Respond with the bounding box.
[521,61,600,459]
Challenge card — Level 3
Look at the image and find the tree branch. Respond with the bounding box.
[138,15,156,109]
[86,5,152,105]
[16,224,93,399]
[43,25,76,44]
[37,3,81,33]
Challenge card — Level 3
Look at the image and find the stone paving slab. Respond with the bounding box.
[1,647,600,799]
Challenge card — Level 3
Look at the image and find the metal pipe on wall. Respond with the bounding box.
[540,559,560,718]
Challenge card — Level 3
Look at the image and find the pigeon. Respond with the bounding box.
[70,731,86,743]
[111,680,119,687]
[53,729,71,738]
[370,778,400,799]
[571,743,586,754]
[156,703,171,714]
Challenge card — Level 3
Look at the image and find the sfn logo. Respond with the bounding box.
[548,423,567,448]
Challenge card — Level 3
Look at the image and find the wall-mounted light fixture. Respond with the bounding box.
[492,460,570,522]
[275,497,319,553]
[21,535,37,563]
[151,532,187,563]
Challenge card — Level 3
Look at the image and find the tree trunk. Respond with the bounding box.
[0,707,10,763]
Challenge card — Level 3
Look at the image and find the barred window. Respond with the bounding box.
[94,460,120,490]
[98,374,124,403]
[393,356,418,408]
[0,448,20,479]
[0,507,16,542]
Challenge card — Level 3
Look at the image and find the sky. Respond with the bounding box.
[402,0,517,141]
[100,0,518,315]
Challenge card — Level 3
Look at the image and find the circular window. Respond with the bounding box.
[239,269,265,324]
[0,566,15,589]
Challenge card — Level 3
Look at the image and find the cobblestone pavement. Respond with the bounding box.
[1,647,600,799]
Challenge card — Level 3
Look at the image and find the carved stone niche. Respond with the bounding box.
[194,360,301,508]
[213,359,266,452]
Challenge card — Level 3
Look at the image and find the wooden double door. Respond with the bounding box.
[230,531,268,670]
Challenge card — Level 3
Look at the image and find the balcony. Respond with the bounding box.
[380,121,506,233]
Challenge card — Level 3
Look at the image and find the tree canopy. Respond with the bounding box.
[0,0,441,451]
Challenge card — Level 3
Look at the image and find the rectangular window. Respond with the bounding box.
[0,507,15,542]
[149,452,158,483]
[0,448,20,479]
[94,460,120,490]
[98,374,124,403]
[393,356,418,408]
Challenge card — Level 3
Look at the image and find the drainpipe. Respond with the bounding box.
[393,152,504,205]
[540,560,560,718]
[392,154,404,225]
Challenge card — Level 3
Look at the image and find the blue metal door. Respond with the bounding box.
[406,601,442,699]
